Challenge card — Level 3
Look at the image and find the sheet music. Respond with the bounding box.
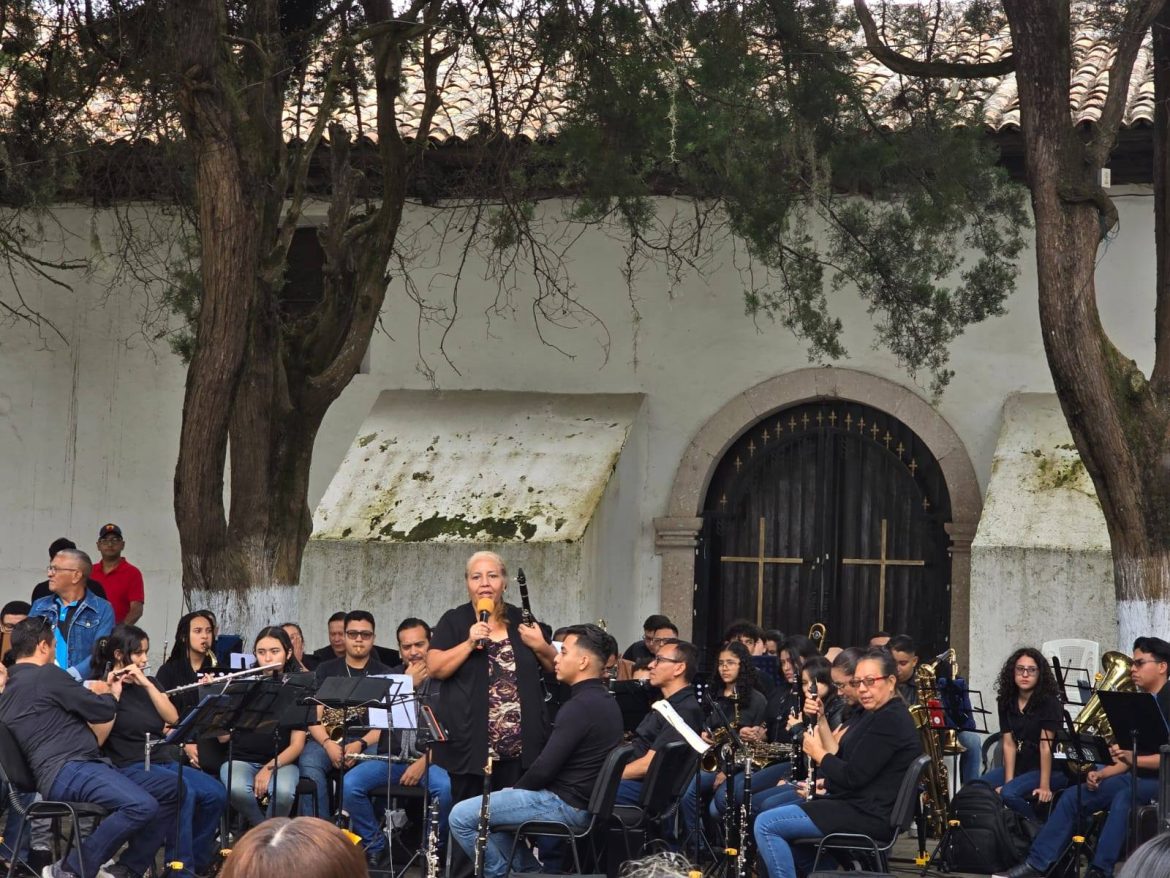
[652,699,710,755]
[367,674,417,730]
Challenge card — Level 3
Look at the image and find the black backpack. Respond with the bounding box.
[939,781,1036,874]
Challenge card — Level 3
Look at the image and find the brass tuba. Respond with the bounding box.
[909,700,950,838]
[1073,650,1135,743]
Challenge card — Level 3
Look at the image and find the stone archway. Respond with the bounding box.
[653,367,983,664]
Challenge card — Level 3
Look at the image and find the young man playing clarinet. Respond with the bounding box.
[995,636,1170,878]
[447,624,623,878]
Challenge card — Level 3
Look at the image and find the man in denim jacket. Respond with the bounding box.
[29,548,115,679]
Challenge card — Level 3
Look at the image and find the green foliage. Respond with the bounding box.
[542,0,1030,394]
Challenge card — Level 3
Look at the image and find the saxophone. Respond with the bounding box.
[911,665,950,837]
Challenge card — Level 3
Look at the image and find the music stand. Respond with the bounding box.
[611,681,653,732]
[1098,689,1170,853]
[312,676,399,825]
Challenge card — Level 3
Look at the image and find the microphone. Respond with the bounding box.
[476,598,493,649]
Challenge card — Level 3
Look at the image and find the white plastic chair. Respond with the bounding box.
[1041,638,1100,704]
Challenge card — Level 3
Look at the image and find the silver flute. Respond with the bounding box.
[162,663,281,695]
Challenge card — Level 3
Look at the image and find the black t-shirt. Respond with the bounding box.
[103,679,178,767]
[764,685,801,744]
[623,641,653,663]
[156,655,218,718]
[707,689,767,731]
[629,685,704,760]
[313,655,393,731]
[998,692,1062,776]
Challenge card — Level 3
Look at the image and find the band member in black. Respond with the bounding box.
[0,618,179,878]
[90,625,228,878]
[428,551,555,878]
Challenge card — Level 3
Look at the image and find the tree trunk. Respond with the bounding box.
[1005,0,1170,645]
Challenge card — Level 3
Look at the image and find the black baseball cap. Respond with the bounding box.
[98,523,124,541]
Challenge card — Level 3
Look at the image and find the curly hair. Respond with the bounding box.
[995,647,1060,709]
[717,640,759,699]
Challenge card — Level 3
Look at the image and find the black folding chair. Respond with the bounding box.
[803,753,931,876]
[611,741,693,859]
[497,744,635,876]
[0,722,108,878]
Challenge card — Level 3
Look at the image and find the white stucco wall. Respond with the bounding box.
[0,189,1156,666]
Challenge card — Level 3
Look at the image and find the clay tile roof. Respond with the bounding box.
[0,15,1158,146]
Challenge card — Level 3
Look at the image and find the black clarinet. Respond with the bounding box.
[517,568,535,625]
[516,568,553,702]
[805,677,818,799]
[473,753,493,878]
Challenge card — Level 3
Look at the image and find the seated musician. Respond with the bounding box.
[616,638,704,838]
[0,617,179,878]
[702,641,767,806]
[719,636,819,815]
[448,624,623,878]
[218,627,308,827]
[155,610,219,770]
[752,647,863,815]
[890,634,981,784]
[980,647,1068,823]
[300,610,391,818]
[89,625,227,878]
[754,648,921,878]
[995,636,1170,878]
[341,617,453,869]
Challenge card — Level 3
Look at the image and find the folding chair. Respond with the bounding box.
[498,744,635,876]
[611,741,693,860]
[803,753,931,877]
[0,722,108,878]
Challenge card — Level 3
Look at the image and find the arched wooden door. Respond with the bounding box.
[694,399,953,662]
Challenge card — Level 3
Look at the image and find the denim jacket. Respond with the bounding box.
[29,589,115,678]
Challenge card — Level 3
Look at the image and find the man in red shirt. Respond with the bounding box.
[90,523,145,624]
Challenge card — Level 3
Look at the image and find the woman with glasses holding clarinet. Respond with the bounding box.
[754,647,921,878]
[427,551,556,878]
[980,647,1068,822]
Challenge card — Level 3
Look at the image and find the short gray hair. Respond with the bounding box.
[54,547,92,577]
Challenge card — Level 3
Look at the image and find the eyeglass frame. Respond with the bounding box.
[345,629,375,640]
[650,654,684,665]
[1014,665,1040,676]
[850,673,895,689]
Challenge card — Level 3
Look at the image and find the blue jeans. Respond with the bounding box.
[299,738,375,818]
[752,783,803,817]
[449,788,590,878]
[957,730,982,784]
[753,804,822,878]
[1026,773,1159,876]
[49,760,177,878]
[979,766,1070,823]
[127,761,227,874]
[342,759,452,855]
[219,760,300,828]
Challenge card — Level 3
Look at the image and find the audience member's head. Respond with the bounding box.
[219,817,368,878]
[1,602,30,633]
[1120,831,1170,878]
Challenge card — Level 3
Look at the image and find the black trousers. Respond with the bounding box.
[447,758,523,878]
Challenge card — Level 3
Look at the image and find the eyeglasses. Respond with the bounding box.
[648,637,671,646]
[1133,658,1166,668]
[850,675,893,689]
[346,630,375,640]
[650,655,683,665]
[46,565,81,574]
[832,680,853,690]
[1014,665,1039,676]
[716,660,741,668]
[97,537,123,544]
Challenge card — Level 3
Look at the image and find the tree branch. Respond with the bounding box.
[1086,0,1166,168]
[853,0,1015,78]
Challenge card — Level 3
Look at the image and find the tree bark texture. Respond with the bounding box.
[172,0,424,624]
[1004,0,1170,642]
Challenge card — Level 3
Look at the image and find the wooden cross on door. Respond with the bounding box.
[841,518,925,630]
[720,516,803,626]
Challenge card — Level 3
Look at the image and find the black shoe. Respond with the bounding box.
[1083,868,1109,878]
[365,848,389,871]
[28,850,54,874]
[991,864,1044,878]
